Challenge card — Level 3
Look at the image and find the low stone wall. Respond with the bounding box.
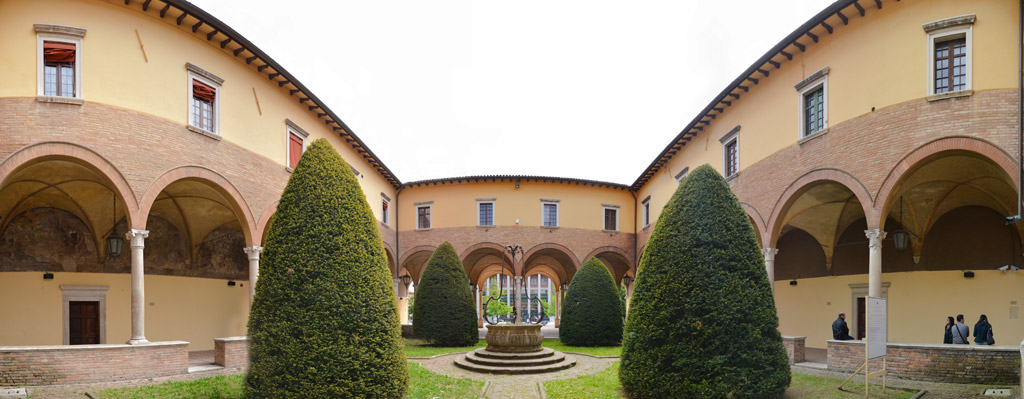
[782,336,806,364]
[0,341,188,385]
[214,337,248,369]
[827,340,1020,384]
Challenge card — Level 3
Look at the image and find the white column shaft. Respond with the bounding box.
[127,229,149,345]
[762,247,779,293]
[865,229,886,298]
[244,246,263,305]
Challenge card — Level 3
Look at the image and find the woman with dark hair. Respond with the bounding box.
[943,316,955,344]
[973,314,994,345]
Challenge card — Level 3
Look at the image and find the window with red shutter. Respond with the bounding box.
[288,133,303,169]
[43,41,76,97]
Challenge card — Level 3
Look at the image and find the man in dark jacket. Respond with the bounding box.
[832,313,854,340]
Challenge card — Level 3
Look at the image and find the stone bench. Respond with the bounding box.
[827,339,1021,384]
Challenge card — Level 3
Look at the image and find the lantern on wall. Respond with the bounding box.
[892,196,910,253]
[622,275,633,288]
[106,194,124,257]
[400,274,412,288]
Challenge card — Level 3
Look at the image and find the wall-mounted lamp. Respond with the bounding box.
[514,180,520,189]
[400,275,412,288]
[43,272,54,280]
[998,265,1019,273]
[622,275,633,288]
[789,280,798,286]
[227,280,236,286]
[963,271,975,278]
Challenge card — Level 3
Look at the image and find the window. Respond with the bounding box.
[643,196,651,227]
[603,207,618,231]
[186,63,224,136]
[285,120,309,170]
[675,167,689,185]
[478,202,494,226]
[417,205,431,229]
[541,200,558,227]
[719,126,740,178]
[35,24,86,102]
[381,194,391,225]
[924,15,973,97]
[795,67,828,138]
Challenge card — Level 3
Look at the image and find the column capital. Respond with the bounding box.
[865,228,887,250]
[761,247,779,259]
[243,245,263,260]
[125,229,149,248]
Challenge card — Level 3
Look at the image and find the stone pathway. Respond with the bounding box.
[411,352,617,399]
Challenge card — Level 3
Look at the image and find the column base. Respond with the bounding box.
[126,338,150,345]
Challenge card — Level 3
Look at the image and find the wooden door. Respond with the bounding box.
[856,297,866,339]
[69,301,99,344]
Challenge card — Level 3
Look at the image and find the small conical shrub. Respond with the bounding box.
[412,242,479,346]
[245,139,408,398]
[620,164,790,399]
[560,257,623,346]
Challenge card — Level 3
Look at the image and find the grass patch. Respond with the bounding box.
[93,363,483,399]
[542,340,622,357]
[543,365,917,399]
[404,339,486,358]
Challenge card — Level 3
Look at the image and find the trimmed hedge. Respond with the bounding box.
[620,164,790,399]
[412,242,479,346]
[245,139,408,398]
[560,257,623,347]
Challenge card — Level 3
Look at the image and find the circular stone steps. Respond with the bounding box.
[453,348,577,375]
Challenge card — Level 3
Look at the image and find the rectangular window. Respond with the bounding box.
[542,203,558,227]
[479,202,494,226]
[417,206,431,229]
[287,132,304,169]
[803,87,824,135]
[724,139,738,177]
[675,167,689,185]
[186,63,223,136]
[382,195,390,225]
[43,41,76,97]
[604,208,618,231]
[641,197,651,228]
[192,80,216,132]
[934,38,966,94]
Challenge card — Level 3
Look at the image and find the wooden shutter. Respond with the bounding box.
[288,133,303,169]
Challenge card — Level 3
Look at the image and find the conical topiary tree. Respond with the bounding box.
[620,164,790,399]
[560,257,623,346]
[412,242,479,346]
[245,139,407,398]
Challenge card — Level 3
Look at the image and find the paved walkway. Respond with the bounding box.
[412,351,616,399]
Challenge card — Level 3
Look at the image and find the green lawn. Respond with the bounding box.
[93,363,482,399]
[543,363,916,399]
[405,338,623,358]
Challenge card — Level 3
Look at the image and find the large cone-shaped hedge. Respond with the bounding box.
[412,242,479,346]
[620,164,789,399]
[560,257,623,346]
[245,139,408,398]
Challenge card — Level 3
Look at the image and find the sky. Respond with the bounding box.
[189,0,836,185]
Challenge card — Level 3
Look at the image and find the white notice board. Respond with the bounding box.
[866,296,887,360]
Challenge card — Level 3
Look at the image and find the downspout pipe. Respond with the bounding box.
[1008,0,1024,225]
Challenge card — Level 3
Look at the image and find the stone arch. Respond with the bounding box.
[523,242,580,282]
[138,166,256,246]
[741,202,766,247]
[461,242,516,287]
[767,168,875,247]
[254,201,278,246]
[581,246,632,285]
[383,243,397,277]
[398,245,436,284]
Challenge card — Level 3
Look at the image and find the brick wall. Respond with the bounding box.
[213,337,248,369]
[0,341,188,385]
[782,336,805,364]
[827,340,1021,384]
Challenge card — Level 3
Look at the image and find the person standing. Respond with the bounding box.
[943,316,954,344]
[951,314,970,344]
[832,313,854,340]
[974,314,994,345]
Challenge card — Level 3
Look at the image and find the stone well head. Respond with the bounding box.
[484,324,544,353]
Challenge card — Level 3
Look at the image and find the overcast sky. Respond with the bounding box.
[189,0,835,185]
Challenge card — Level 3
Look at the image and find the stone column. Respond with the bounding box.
[395,279,409,324]
[761,247,779,292]
[243,246,262,305]
[126,229,149,345]
[475,285,482,327]
[865,229,886,298]
[513,276,523,323]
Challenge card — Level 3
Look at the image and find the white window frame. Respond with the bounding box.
[477,198,496,227]
[285,119,309,171]
[795,67,828,139]
[675,167,689,185]
[719,126,740,178]
[602,204,619,232]
[381,193,391,226]
[641,196,651,228]
[541,199,559,228]
[186,63,224,137]
[416,203,432,230]
[925,18,973,97]
[35,25,85,101]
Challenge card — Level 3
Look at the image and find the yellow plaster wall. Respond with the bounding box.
[0,0,396,222]
[398,181,635,232]
[775,270,1024,349]
[637,0,1017,234]
[0,272,248,351]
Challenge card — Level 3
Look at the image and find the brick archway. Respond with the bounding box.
[523,242,580,280]
[740,202,767,247]
[398,245,436,284]
[137,166,256,246]
[874,135,1020,228]
[0,141,140,226]
[254,201,278,246]
[766,168,875,247]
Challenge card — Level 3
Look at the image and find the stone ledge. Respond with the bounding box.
[0,341,189,352]
[797,128,828,145]
[827,339,1020,352]
[922,14,976,33]
[213,336,247,343]
[187,125,222,140]
[36,96,84,105]
[926,89,973,102]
